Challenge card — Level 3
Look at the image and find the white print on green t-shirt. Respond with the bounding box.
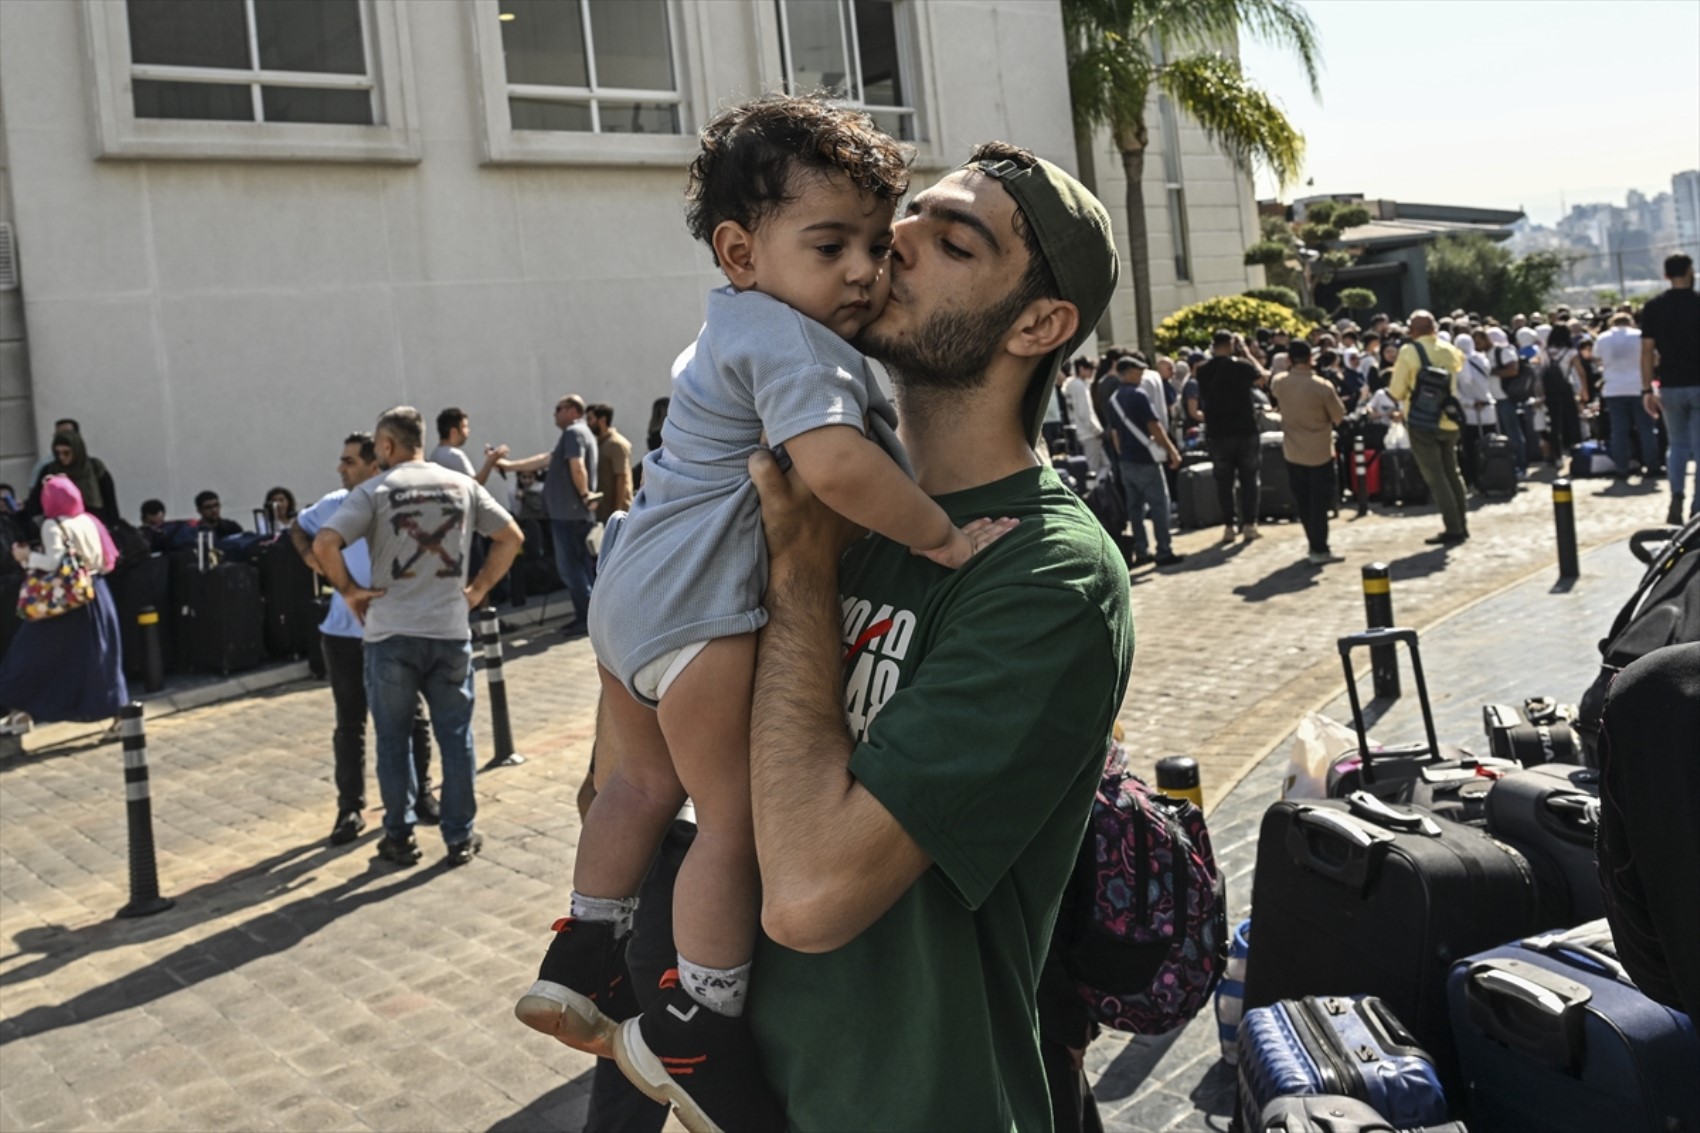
[840,595,917,742]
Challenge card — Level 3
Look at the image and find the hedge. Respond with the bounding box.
[1154,295,1315,354]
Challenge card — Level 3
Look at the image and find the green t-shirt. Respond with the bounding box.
[750,465,1134,1133]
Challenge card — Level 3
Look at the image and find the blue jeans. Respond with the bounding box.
[1664,386,1700,508]
[1494,399,1528,473]
[1118,460,1173,557]
[364,635,478,844]
[1606,395,1660,475]
[550,519,595,626]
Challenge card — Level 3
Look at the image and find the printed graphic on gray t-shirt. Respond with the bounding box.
[323,461,513,643]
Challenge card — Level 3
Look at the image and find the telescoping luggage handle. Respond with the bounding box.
[1336,627,1442,782]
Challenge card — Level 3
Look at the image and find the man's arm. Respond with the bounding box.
[748,450,933,953]
[1642,338,1663,418]
[1145,419,1181,469]
[498,452,551,475]
[312,528,385,623]
[465,520,524,608]
[288,518,320,572]
[475,444,509,486]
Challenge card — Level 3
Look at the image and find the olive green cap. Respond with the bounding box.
[965,155,1120,444]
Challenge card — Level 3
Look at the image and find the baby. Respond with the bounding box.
[515,95,1007,1130]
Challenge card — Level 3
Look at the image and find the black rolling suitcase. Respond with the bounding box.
[108,553,171,680]
[185,562,265,675]
[1378,448,1429,505]
[1242,790,1545,1097]
[1483,764,1602,926]
[1326,629,1517,824]
[1259,433,1297,521]
[257,536,318,660]
[1178,462,1224,529]
[1476,434,1516,499]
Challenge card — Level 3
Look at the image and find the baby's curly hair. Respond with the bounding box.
[686,94,912,264]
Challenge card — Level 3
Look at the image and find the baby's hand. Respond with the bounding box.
[916,517,1020,569]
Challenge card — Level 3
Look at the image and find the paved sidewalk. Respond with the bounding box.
[0,472,1670,1132]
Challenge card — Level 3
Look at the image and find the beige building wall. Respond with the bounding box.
[0,0,1074,519]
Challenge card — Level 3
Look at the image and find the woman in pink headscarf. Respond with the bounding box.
[0,475,129,732]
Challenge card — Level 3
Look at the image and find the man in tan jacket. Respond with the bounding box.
[586,403,634,524]
[1271,340,1346,565]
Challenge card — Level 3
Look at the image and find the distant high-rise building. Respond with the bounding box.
[1676,170,1700,254]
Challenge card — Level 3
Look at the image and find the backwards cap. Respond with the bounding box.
[963,155,1119,444]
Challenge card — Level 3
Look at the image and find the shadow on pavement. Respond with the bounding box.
[0,731,117,773]
[1231,560,1321,603]
[0,839,349,990]
[1092,1030,1186,1105]
[1597,477,1663,497]
[1385,547,1451,581]
[0,853,448,1047]
[485,1066,607,1133]
[1184,1060,1236,1132]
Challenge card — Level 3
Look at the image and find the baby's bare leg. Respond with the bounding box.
[657,634,760,976]
[573,664,686,900]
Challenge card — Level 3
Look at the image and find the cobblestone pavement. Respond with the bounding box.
[0,471,1671,1132]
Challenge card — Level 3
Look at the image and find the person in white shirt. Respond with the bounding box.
[1485,328,1529,474]
[1062,359,1110,478]
[1595,312,1658,477]
[1456,333,1497,488]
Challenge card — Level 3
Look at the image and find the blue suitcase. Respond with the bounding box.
[1238,995,1451,1130]
[1568,441,1617,478]
[1447,920,1700,1133]
[1259,1094,1469,1132]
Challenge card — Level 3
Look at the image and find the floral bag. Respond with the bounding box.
[18,526,96,620]
[1055,740,1228,1035]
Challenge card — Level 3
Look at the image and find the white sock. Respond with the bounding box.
[569,891,638,937]
[677,955,751,1018]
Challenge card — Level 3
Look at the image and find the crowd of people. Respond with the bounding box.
[1050,251,1699,566]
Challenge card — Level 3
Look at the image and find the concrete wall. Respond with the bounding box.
[0,0,1075,521]
[0,79,35,494]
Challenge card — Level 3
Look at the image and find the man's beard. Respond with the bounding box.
[857,282,1029,392]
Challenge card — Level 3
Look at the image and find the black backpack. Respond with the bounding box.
[1405,342,1462,433]
[1503,358,1537,401]
[1577,516,1700,762]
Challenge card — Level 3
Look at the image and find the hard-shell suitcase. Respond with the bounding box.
[1568,440,1617,478]
[1476,435,1517,499]
[1238,995,1450,1130]
[1325,629,1518,815]
[1242,791,1545,1096]
[1178,462,1224,529]
[1447,921,1700,1133]
[1260,433,1298,521]
[257,536,318,660]
[183,562,266,676]
[1258,1094,1468,1132]
[1483,764,1602,926]
[1379,449,1428,505]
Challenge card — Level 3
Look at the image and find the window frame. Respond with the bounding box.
[773,0,921,145]
[1155,93,1192,283]
[82,0,422,164]
[468,0,704,167]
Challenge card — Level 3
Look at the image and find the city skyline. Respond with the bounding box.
[1239,0,1700,228]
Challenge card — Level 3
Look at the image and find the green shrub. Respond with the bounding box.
[1296,305,1328,323]
[1333,205,1371,230]
[1337,287,1377,313]
[1154,295,1315,354]
[1243,286,1301,309]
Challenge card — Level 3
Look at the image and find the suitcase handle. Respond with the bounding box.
[1463,960,1589,1071]
[1346,791,1442,837]
[1521,935,1628,985]
[1336,628,1442,781]
[1288,808,1386,890]
[1541,795,1599,845]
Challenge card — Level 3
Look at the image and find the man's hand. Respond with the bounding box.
[342,586,386,624]
[464,582,490,610]
[748,448,866,571]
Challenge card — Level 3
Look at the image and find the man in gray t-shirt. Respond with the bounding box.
[430,406,506,486]
[498,394,599,633]
[316,406,524,867]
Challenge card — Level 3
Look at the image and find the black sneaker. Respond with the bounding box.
[1154,552,1187,566]
[376,833,421,866]
[1130,551,1155,567]
[329,809,366,846]
[446,832,483,866]
[514,917,631,1058]
[612,977,787,1133]
[415,790,441,826]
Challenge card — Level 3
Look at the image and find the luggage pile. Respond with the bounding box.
[1224,624,1700,1133]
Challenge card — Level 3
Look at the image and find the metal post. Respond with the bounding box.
[1553,479,1580,579]
[1353,434,1369,517]
[117,704,173,918]
[138,606,165,693]
[1361,563,1400,700]
[1155,756,1204,810]
[479,607,525,769]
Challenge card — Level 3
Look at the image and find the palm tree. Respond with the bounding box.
[1064,0,1319,356]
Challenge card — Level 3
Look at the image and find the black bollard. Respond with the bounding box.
[138,606,165,693]
[117,703,174,918]
[1553,479,1580,579]
[1361,563,1400,700]
[479,607,525,769]
[1354,435,1369,517]
[1155,756,1204,809]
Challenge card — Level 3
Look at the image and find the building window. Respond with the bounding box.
[125,0,376,126]
[497,0,681,135]
[776,1,919,142]
[1156,94,1191,283]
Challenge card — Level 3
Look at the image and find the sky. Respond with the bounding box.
[1236,0,1700,225]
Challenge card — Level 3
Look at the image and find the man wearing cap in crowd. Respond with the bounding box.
[743,140,1132,1130]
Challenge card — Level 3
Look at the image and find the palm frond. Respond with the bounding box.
[1155,51,1305,188]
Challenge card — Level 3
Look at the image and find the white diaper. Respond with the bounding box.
[630,639,710,704]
